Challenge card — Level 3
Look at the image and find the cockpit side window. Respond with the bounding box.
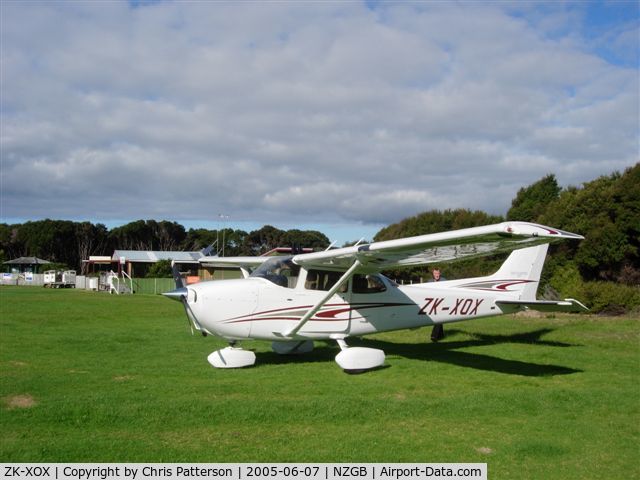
[305,269,348,293]
[352,274,387,294]
[250,257,300,288]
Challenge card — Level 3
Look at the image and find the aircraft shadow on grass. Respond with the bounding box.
[256,327,583,377]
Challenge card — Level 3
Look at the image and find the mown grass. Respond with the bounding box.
[1,286,638,478]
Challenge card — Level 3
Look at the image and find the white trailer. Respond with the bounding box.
[43,270,76,288]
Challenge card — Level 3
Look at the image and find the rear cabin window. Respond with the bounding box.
[304,270,386,294]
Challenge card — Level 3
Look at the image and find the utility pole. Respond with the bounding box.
[218,213,230,257]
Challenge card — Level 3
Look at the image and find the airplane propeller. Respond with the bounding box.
[164,263,206,336]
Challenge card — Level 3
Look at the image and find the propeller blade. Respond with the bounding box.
[163,287,188,302]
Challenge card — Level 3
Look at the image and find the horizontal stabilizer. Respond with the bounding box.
[496,298,588,313]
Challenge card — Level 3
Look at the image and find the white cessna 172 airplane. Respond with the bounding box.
[165,221,587,372]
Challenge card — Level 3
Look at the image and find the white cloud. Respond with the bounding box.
[1,0,638,238]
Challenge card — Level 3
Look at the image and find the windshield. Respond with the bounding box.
[250,256,300,288]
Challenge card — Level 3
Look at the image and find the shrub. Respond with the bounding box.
[549,262,640,314]
[146,259,173,278]
[581,281,640,315]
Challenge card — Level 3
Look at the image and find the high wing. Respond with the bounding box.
[292,222,583,272]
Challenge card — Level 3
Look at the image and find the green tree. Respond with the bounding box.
[146,259,173,278]
[108,220,186,251]
[76,222,109,274]
[16,220,77,268]
[245,225,286,255]
[507,174,561,222]
[155,221,187,251]
[374,209,504,281]
[108,220,154,250]
[220,228,248,256]
[540,165,639,283]
[0,224,24,262]
[375,209,503,241]
[182,228,219,252]
[281,229,330,250]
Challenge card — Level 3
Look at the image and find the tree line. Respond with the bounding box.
[0,221,329,275]
[2,164,637,312]
[374,164,639,313]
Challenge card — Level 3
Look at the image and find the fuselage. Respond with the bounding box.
[181,262,517,342]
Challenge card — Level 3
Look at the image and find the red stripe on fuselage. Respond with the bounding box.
[222,302,412,324]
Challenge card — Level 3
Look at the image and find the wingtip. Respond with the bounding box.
[561,230,585,240]
[503,222,584,240]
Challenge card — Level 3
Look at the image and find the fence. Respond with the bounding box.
[2,274,174,295]
[127,274,242,294]
[2,273,45,286]
[130,278,176,295]
[2,274,240,295]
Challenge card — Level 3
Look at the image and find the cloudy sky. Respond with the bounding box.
[1,1,638,243]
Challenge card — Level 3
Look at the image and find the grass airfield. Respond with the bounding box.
[1,286,638,478]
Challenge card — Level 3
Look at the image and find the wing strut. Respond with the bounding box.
[282,259,362,338]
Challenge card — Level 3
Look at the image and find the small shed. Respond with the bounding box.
[82,256,114,275]
[3,256,52,273]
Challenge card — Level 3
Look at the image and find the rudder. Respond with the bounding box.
[490,243,549,301]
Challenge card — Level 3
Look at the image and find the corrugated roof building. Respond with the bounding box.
[112,250,204,263]
[111,250,205,278]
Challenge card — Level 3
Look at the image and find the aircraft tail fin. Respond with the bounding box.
[489,243,549,301]
[480,244,589,313]
[437,243,549,300]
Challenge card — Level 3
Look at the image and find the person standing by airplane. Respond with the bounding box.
[430,267,446,342]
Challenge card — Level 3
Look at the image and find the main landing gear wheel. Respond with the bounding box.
[334,339,385,374]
